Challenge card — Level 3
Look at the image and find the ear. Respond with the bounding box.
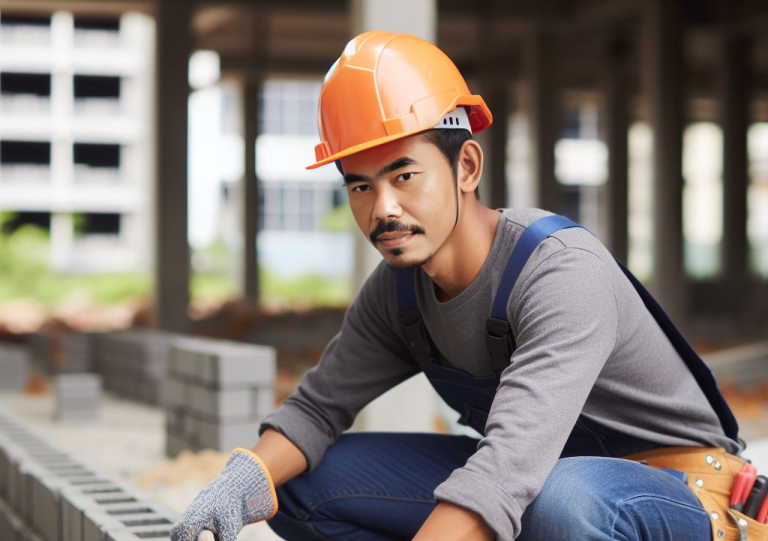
[456,140,483,194]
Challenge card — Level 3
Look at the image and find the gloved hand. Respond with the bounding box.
[170,447,278,541]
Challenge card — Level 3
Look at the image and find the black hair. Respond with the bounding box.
[417,128,473,180]
[334,128,473,179]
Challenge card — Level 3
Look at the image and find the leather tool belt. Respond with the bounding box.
[624,446,767,541]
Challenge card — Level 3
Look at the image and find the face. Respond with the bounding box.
[340,134,458,270]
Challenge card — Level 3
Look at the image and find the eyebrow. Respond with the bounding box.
[343,157,417,185]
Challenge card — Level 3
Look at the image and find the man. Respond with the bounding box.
[172,31,743,541]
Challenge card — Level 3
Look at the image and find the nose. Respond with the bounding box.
[371,184,402,222]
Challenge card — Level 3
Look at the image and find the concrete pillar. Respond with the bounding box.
[349,0,437,296]
[241,77,261,303]
[603,37,630,263]
[50,213,73,272]
[154,0,191,332]
[525,29,561,214]
[483,84,510,210]
[347,0,439,435]
[721,37,751,284]
[642,0,685,322]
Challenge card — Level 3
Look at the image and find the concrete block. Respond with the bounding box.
[27,473,102,541]
[54,374,102,421]
[197,343,276,387]
[61,492,146,541]
[168,343,202,382]
[164,409,184,435]
[182,415,198,444]
[164,433,189,458]
[161,379,186,409]
[54,374,101,393]
[185,386,251,419]
[0,345,30,390]
[196,417,260,451]
[253,386,276,419]
[106,524,173,541]
[83,510,174,541]
[0,497,25,541]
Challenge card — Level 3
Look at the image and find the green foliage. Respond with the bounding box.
[320,204,354,232]
[0,223,150,306]
[260,270,350,307]
[0,223,350,309]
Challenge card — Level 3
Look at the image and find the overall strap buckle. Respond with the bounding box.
[398,307,433,363]
[485,316,514,366]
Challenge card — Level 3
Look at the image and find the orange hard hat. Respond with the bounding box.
[307,30,493,170]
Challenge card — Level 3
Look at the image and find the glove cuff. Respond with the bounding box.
[231,447,279,521]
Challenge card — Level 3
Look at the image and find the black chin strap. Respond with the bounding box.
[452,173,459,232]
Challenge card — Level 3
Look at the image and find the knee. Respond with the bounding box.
[520,457,709,541]
[522,457,619,536]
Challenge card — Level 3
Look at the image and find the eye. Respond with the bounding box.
[350,184,370,193]
[397,172,416,182]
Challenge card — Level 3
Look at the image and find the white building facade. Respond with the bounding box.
[0,10,154,273]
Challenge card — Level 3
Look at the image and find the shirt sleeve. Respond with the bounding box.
[433,246,619,541]
[258,261,419,471]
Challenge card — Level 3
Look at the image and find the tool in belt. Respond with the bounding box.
[396,215,753,539]
[623,447,768,541]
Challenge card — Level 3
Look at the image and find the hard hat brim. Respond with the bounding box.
[306,97,493,170]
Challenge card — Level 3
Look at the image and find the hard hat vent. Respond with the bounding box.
[431,107,472,134]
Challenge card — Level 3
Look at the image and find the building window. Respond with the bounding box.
[74,143,120,168]
[73,16,120,48]
[1,140,51,165]
[259,80,321,136]
[0,14,51,46]
[259,181,339,232]
[1,211,51,234]
[73,17,120,32]
[74,75,120,100]
[79,213,121,235]
[1,72,51,96]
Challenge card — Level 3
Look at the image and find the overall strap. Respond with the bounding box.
[614,260,740,442]
[395,267,433,363]
[486,215,582,365]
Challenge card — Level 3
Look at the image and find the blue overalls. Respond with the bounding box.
[394,214,740,456]
[268,214,739,541]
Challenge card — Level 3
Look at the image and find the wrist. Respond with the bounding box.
[230,447,279,521]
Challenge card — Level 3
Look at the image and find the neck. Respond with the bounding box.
[421,201,501,302]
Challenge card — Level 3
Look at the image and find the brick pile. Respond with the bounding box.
[0,407,179,541]
[28,330,93,374]
[164,338,277,456]
[98,330,175,405]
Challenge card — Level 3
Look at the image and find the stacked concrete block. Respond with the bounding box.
[165,338,277,455]
[27,331,93,375]
[98,330,175,405]
[53,374,102,421]
[0,408,177,541]
[0,344,30,390]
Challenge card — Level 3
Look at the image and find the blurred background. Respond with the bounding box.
[0,0,767,537]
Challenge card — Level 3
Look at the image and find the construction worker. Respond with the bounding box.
[172,31,748,541]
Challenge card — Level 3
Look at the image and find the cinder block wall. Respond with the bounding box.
[0,408,179,541]
[165,337,277,456]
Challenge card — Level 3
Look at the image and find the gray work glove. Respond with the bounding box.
[170,447,278,541]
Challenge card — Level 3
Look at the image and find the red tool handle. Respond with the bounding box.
[731,463,758,510]
[758,490,768,524]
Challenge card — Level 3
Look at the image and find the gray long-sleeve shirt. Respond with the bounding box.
[259,207,742,540]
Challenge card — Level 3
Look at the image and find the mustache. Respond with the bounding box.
[369,221,426,244]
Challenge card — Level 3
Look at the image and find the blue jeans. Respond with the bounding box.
[266,432,712,541]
